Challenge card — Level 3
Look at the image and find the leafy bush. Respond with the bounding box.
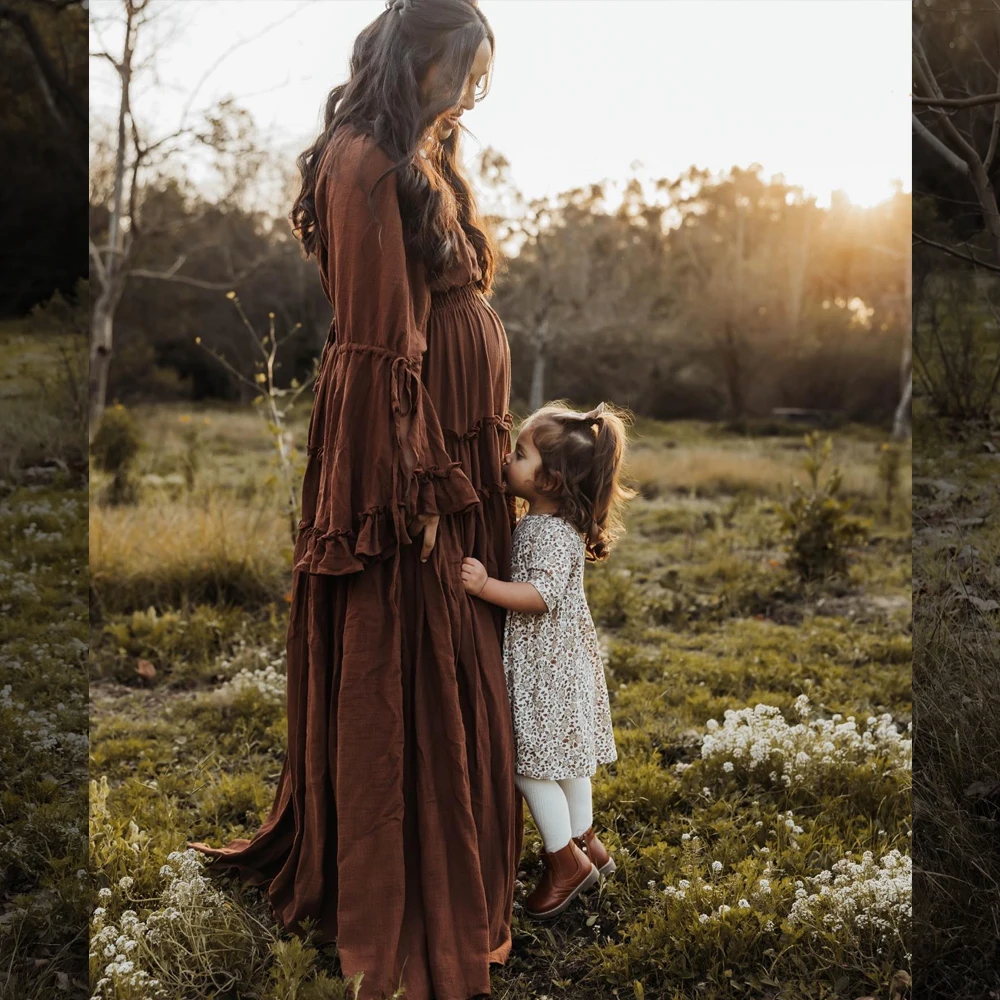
[98,605,243,686]
[92,404,144,505]
[777,434,870,581]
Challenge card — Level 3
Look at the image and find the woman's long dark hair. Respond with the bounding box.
[290,0,499,293]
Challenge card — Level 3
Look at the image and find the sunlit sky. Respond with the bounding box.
[90,0,910,213]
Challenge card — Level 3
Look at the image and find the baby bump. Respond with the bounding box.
[423,285,510,436]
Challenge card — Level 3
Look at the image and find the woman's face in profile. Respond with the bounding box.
[423,36,492,142]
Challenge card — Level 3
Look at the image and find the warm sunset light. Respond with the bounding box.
[90,0,909,212]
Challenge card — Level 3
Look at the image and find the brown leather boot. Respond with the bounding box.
[525,839,599,919]
[573,826,616,877]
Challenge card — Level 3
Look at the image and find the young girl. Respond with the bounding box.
[461,401,636,919]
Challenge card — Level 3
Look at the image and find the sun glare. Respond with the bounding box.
[822,177,907,210]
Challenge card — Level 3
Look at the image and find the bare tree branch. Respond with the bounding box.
[914,29,1000,262]
[128,250,293,289]
[986,31,1000,172]
[175,0,316,134]
[913,93,1000,109]
[89,238,107,285]
[913,231,1000,274]
[913,113,971,177]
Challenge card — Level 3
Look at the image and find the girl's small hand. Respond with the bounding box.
[461,557,488,596]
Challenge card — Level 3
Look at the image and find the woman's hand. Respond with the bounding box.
[399,410,438,561]
[407,513,440,562]
[461,557,489,596]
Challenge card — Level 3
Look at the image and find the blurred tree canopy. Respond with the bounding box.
[91,143,908,424]
[0,0,88,317]
[90,41,907,425]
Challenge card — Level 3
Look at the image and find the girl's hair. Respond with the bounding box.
[289,0,500,293]
[526,401,638,561]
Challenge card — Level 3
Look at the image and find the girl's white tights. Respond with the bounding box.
[514,774,594,853]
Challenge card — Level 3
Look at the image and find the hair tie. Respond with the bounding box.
[581,402,606,431]
[387,0,406,13]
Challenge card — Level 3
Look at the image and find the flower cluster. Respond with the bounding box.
[699,695,911,789]
[212,644,286,704]
[218,662,285,704]
[651,835,781,931]
[0,495,80,517]
[90,905,166,1000]
[786,849,911,953]
[0,682,89,757]
[90,850,227,1000]
[0,557,40,602]
[22,522,63,543]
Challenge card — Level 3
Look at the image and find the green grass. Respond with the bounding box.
[0,322,90,997]
[88,404,911,1000]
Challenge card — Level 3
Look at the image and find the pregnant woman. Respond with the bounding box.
[188,2,523,998]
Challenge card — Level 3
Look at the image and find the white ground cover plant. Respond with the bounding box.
[698,694,911,790]
[89,849,277,1000]
[217,658,286,705]
[785,849,911,967]
[650,835,790,934]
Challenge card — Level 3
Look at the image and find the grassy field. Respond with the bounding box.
[912,404,1000,999]
[88,399,912,1000]
[0,322,90,998]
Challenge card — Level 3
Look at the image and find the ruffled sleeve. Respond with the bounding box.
[293,128,480,575]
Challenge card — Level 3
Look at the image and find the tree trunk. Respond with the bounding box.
[892,368,912,440]
[892,238,913,440]
[789,209,810,334]
[529,342,546,412]
[89,0,137,442]
[89,299,114,441]
[721,321,745,420]
[724,205,746,419]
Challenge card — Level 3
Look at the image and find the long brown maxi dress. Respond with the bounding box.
[188,125,524,1000]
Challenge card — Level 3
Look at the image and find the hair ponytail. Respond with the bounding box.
[527,401,638,561]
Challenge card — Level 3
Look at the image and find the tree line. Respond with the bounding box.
[0,0,87,318]
[88,0,909,433]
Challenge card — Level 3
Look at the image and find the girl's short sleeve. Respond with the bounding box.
[525,520,578,612]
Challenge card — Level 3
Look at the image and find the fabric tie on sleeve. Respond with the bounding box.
[293,128,480,576]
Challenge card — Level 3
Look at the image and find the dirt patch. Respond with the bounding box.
[90,680,197,723]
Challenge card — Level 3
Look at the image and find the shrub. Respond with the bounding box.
[585,562,640,629]
[777,434,869,581]
[97,605,244,686]
[92,404,144,506]
[876,441,904,521]
[194,771,273,830]
[264,935,370,1000]
[594,840,788,988]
